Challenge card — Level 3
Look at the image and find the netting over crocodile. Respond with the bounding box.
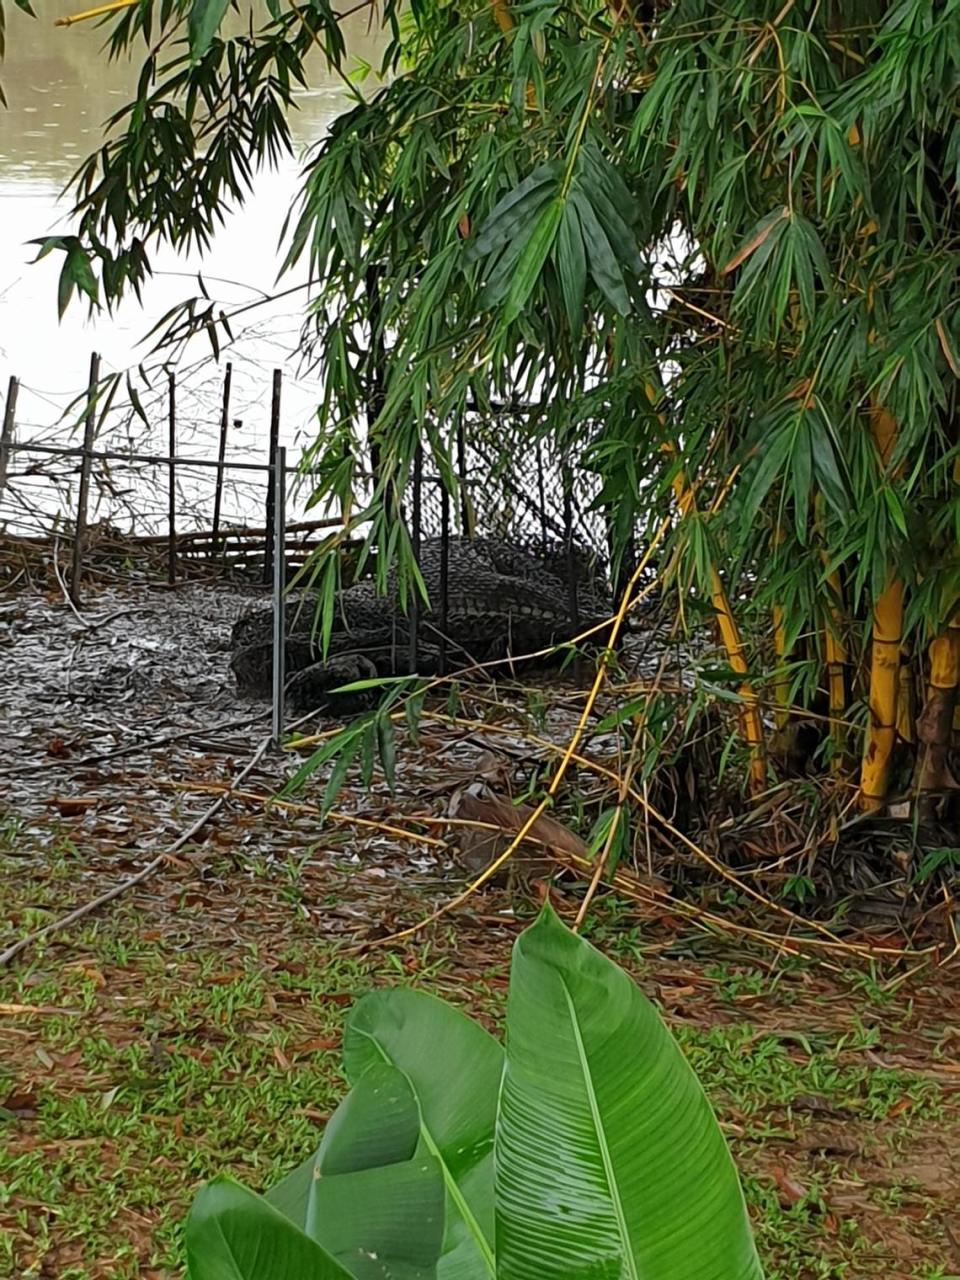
[231,535,612,710]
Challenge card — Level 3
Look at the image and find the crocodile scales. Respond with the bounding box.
[230,536,611,710]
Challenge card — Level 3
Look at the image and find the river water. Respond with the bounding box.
[0,8,387,535]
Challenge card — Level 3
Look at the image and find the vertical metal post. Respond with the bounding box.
[562,461,579,627]
[263,368,282,586]
[439,476,450,675]
[456,419,471,537]
[536,440,549,554]
[211,361,232,559]
[69,352,100,607]
[0,376,19,493]
[271,446,287,744]
[408,443,423,673]
[167,371,177,586]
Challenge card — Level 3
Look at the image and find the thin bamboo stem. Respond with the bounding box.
[771,526,790,731]
[822,567,848,768]
[858,405,904,812]
[655,392,766,793]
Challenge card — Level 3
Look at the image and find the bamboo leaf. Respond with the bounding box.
[503,197,563,324]
[570,190,630,316]
[722,207,789,276]
[554,200,586,337]
[188,0,229,60]
[466,164,561,261]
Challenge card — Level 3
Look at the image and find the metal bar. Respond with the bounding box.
[263,368,282,586]
[167,371,176,586]
[271,445,287,745]
[439,476,449,675]
[5,440,288,473]
[456,419,471,536]
[562,461,579,626]
[408,443,423,673]
[536,439,548,553]
[69,352,100,606]
[211,361,232,558]
[0,376,19,493]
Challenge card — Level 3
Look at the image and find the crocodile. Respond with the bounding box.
[230,535,611,711]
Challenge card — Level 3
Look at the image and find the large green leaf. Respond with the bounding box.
[495,907,764,1280]
[555,199,587,337]
[344,989,504,1280]
[265,1064,444,1279]
[267,1062,422,1227]
[305,1158,445,1280]
[185,1177,355,1280]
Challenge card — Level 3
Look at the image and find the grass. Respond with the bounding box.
[2,839,959,1280]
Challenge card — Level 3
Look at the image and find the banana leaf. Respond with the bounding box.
[495,907,764,1279]
[265,1063,444,1279]
[344,988,503,1280]
[186,1177,356,1280]
[267,1061,422,1225]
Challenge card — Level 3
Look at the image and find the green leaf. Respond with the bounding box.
[344,989,504,1280]
[267,1062,422,1228]
[323,733,362,815]
[188,0,229,61]
[377,714,398,792]
[186,1177,356,1280]
[306,1159,444,1280]
[742,427,790,527]
[554,200,586,337]
[790,419,813,543]
[570,190,630,316]
[496,907,764,1280]
[280,720,366,798]
[882,486,908,537]
[267,1066,444,1279]
[466,164,561,261]
[504,198,563,324]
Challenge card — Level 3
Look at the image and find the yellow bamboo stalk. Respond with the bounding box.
[858,405,905,812]
[822,566,848,767]
[896,641,915,745]
[769,523,792,730]
[490,0,514,33]
[916,618,960,793]
[652,386,766,794]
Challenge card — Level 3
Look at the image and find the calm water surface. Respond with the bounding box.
[0,9,387,531]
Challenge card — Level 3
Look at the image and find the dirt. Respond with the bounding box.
[1,582,959,1279]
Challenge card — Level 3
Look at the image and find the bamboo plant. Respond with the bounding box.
[9,0,960,819]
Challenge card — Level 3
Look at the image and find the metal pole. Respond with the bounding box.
[536,440,549,554]
[211,361,232,559]
[0,375,19,493]
[562,461,579,626]
[69,352,100,607]
[456,419,470,536]
[263,368,282,586]
[167,371,177,586]
[439,475,449,675]
[271,445,287,744]
[408,443,423,673]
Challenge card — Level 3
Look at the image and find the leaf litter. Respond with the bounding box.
[0,581,958,1278]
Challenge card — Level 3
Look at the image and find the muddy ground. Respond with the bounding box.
[1,582,958,1279]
